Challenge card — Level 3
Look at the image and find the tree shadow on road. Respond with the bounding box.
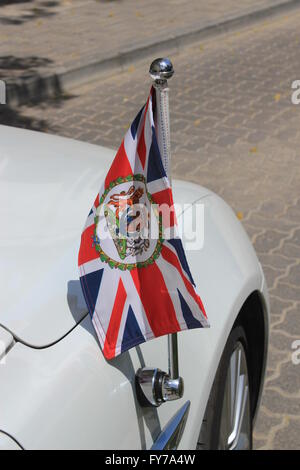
[0,55,52,78]
[0,1,32,5]
[0,92,75,133]
[0,105,48,131]
[0,3,77,133]
[0,54,76,133]
[0,55,62,105]
[0,0,58,25]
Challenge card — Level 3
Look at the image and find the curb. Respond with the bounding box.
[6,0,300,106]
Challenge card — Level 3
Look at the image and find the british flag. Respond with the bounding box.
[78,87,209,360]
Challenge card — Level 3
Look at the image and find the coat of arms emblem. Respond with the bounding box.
[93,175,163,270]
[104,184,150,259]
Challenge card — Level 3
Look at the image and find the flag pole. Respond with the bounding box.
[135,59,184,408]
[149,58,179,381]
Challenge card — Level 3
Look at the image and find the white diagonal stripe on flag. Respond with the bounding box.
[147,176,170,195]
[122,270,153,339]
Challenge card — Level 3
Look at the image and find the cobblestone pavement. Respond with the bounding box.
[2,10,300,449]
[0,0,295,88]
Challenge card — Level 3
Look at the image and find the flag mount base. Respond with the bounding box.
[136,367,184,407]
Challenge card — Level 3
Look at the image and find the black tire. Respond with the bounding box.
[197,325,253,450]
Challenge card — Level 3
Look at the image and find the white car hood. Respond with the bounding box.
[0,125,211,347]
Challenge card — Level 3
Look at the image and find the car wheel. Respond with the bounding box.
[197,325,252,450]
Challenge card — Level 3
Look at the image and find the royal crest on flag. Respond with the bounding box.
[78,88,209,360]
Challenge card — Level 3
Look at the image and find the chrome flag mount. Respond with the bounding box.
[78,58,209,406]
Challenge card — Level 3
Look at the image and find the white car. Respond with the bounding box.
[0,124,269,450]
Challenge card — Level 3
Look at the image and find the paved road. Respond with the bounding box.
[2,10,300,449]
[0,0,296,93]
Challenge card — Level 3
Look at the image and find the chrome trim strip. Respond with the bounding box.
[151,400,191,450]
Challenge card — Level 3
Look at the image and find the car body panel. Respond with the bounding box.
[0,431,22,450]
[0,124,267,449]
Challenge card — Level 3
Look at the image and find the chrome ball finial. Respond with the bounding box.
[149,58,174,82]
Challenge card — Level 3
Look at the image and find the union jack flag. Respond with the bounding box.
[78,88,209,360]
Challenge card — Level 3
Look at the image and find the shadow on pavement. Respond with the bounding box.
[0,1,32,5]
[0,91,75,133]
[0,55,52,72]
[0,0,58,25]
[0,52,77,132]
[0,55,64,105]
[0,105,48,131]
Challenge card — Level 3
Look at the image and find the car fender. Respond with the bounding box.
[0,186,268,449]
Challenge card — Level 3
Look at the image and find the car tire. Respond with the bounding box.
[197,325,253,450]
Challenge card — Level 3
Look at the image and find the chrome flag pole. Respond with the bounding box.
[136,58,184,407]
[149,58,179,381]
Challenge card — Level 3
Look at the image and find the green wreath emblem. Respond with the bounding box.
[93,174,163,270]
